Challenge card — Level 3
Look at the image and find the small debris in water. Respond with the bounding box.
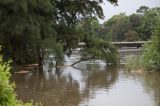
[15,70,30,74]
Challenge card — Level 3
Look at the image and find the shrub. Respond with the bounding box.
[0,55,35,106]
[126,21,160,71]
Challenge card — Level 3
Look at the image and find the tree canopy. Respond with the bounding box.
[93,6,160,42]
[0,0,119,67]
[0,0,56,66]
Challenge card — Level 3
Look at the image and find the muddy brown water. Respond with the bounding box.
[11,64,160,106]
[11,48,160,106]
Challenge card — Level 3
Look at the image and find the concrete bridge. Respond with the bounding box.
[79,41,150,48]
[111,41,150,48]
[77,41,150,64]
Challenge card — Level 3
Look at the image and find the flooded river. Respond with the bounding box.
[11,48,160,106]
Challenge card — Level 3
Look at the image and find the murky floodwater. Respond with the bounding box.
[11,62,160,106]
[11,48,160,106]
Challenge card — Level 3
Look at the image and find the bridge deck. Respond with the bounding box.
[78,41,150,48]
[112,41,150,48]
[111,41,149,44]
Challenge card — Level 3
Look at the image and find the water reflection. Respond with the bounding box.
[11,64,160,106]
[11,64,118,106]
[143,71,160,106]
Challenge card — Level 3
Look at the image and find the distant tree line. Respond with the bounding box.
[87,6,160,42]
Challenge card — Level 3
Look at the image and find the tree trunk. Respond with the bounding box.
[37,49,44,72]
[71,57,96,66]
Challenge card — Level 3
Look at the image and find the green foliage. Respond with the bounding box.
[138,7,160,40]
[128,14,143,32]
[126,21,160,71]
[98,7,159,42]
[81,33,119,65]
[75,18,119,65]
[139,23,160,70]
[0,55,36,106]
[103,13,130,41]
[0,0,118,66]
[136,6,149,15]
[0,0,57,65]
[124,30,139,41]
[125,55,142,71]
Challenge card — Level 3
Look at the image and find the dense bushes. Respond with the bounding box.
[126,21,160,71]
[0,56,35,106]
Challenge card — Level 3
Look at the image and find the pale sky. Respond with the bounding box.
[100,0,160,23]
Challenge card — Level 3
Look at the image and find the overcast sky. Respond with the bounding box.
[99,0,160,23]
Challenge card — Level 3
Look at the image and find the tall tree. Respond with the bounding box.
[138,7,160,40]
[0,0,118,67]
[72,18,119,66]
[136,6,149,15]
[0,0,57,66]
[103,13,128,41]
[53,0,119,65]
[128,14,142,31]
